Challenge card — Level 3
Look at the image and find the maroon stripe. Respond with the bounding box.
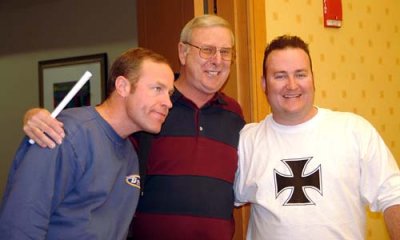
[147,136,238,183]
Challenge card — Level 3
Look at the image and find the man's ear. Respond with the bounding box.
[261,76,267,93]
[115,76,131,97]
[178,42,187,65]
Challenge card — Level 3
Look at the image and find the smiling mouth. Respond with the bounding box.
[283,93,301,99]
[206,70,219,77]
[152,111,167,121]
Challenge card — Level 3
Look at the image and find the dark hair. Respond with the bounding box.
[107,48,171,96]
[262,35,313,77]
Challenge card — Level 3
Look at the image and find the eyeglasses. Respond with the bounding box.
[183,42,234,61]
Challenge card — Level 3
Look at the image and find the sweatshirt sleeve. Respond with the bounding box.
[0,137,80,239]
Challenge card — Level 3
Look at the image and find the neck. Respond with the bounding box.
[174,77,215,108]
[273,106,318,126]
[95,98,135,138]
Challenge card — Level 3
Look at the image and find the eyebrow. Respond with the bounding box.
[273,69,308,74]
[272,71,287,75]
[155,80,174,93]
[294,69,309,74]
[199,43,233,49]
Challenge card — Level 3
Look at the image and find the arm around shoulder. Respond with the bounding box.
[23,108,65,148]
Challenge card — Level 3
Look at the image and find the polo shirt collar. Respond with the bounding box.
[171,88,227,106]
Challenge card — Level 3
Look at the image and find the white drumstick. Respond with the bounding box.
[29,71,93,144]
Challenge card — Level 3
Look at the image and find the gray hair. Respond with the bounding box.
[180,15,234,46]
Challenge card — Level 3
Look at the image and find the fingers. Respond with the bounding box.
[22,108,65,148]
[32,114,65,143]
[24,124,57,148]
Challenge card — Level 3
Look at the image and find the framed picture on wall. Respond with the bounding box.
[38,53,108,112]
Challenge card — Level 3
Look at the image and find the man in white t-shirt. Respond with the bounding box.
[234,35,400,240]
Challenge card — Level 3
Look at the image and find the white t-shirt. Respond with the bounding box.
[234,108,400,240]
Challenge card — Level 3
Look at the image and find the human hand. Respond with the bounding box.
[23,108,65,148]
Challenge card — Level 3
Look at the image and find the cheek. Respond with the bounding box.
[266,82,279,94]
[186,58,202,74]
[126,94,143,114]
[221,62,231,72]
[125,100,138,118]
[301,81,315,92]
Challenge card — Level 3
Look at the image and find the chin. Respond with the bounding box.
[145,125,161,134]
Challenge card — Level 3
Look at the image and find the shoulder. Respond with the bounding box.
[58,107,97,127]
[217,92,244,118]
[58,106,96,122]
[318,108,376,135]
[57,107,101,139]
[241,122,261,134]
[239,118,268,142]
[319,108,372,126]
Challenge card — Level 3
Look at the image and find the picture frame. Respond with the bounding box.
[38,53,108,111]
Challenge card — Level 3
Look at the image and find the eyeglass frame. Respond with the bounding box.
[182,42,235,61]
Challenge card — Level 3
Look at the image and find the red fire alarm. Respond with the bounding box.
[323,0,342,28]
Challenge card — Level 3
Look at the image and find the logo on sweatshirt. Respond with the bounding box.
[126,174,140,189]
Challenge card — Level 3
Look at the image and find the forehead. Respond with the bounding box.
[266,48,311,72]
[190,26,233,47]
[138,60,173,82]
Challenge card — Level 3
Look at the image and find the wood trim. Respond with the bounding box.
[193,0,205,15]
[212,1,266,238]
[137,0,195,73]
[248,0,268,122]
[229,1,266,239]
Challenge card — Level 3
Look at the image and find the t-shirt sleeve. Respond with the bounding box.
[356,116,400,212]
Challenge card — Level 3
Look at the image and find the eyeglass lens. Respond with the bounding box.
[184,42,233,61]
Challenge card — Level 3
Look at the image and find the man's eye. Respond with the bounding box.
[153,86,162,92]
[220,49,231,56]
[201,47,214,55]
[274,75,286,80]
[296,73,307,79]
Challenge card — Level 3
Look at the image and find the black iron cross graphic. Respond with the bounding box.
[274,157,322,206]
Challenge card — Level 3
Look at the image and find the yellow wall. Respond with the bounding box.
[261,0,400,239]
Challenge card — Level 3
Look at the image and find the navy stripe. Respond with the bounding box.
[160,94,245,147]
[130,213,234,240]
[136,175,234,219]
